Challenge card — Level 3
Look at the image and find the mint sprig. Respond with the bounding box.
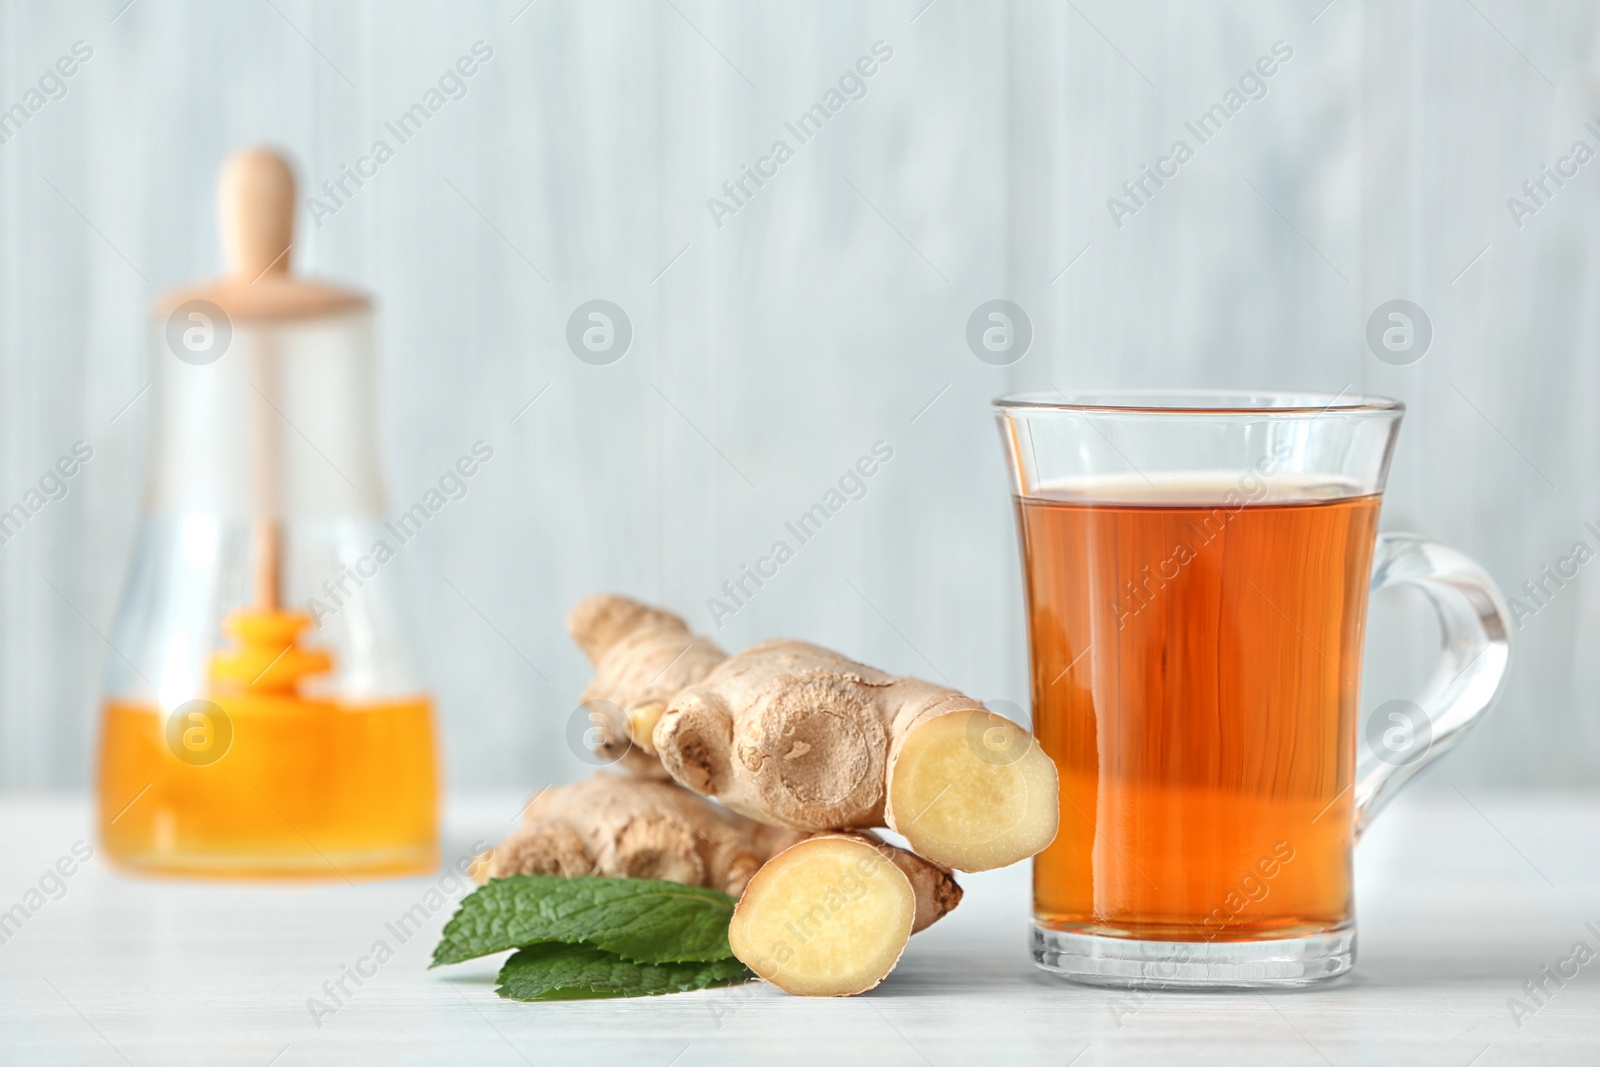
[431,875,739,967]
[431,875,754,1001]
[495,942,751,1001]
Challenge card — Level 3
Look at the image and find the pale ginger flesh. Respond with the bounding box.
[473,773,803,897]
[853,830,962,936]
[567,594,728,777]
[887,707,1060,873]
[729,833,926,997]
[651,638,1059,872]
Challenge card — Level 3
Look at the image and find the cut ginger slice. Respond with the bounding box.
[729,834,916,997]
[886,709,1060,872]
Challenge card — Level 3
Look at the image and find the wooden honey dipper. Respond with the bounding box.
[176,148,367,691]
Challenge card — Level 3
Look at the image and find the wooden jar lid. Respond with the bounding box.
[154,147,368,323]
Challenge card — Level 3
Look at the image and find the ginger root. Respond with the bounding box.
[652,639,1059,872]
[729,832,959,996]
[473,773,803,897]
[850,830,961,936]
[474,773,960,933]
[568,595,728,777]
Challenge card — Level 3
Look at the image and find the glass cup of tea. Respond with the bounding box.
[996,390,1512,988]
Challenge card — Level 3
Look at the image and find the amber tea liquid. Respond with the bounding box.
[1022,476,1380,942]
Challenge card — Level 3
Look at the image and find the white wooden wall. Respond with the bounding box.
[1,0,1595,792]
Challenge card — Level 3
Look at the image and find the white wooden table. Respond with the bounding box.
[0,789,1595,1066]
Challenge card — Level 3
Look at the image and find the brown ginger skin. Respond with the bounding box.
[653,638,1060,872]
[654,639,930,827]
[473,773,804,896]
[567,595,727,779]
[473,774,962,935]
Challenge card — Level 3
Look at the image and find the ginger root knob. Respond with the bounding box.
[654,638,1059,872]
[566,595,728,778]
[473,773,804,897]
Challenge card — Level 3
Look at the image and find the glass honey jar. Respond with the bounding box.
[97,148,438,878]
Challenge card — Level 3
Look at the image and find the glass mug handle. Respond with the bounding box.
[1354,533,1514,837]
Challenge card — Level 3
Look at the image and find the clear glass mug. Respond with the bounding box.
[997,391,1512,987]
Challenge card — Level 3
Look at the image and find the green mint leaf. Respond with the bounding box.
[431,875,739,967]
[495,942,752,1001]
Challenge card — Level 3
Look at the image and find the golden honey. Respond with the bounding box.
[97,611,438,878]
